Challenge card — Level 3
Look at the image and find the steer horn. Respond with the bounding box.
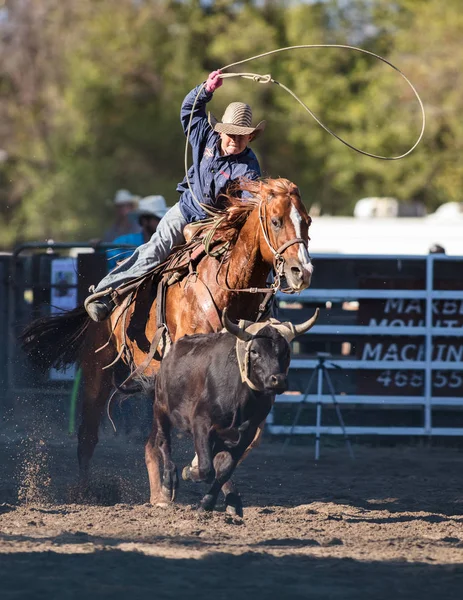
[222,308,254,343]
[275,307,320,342]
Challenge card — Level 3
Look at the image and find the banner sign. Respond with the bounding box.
[356,294,463,396]
[49,257,77,381]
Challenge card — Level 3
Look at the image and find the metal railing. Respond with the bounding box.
[270,253,463,437]
[7,241,136,397]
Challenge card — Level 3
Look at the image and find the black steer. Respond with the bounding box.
[144,308,319,515]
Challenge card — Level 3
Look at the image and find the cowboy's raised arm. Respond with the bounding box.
[180,70,223,141]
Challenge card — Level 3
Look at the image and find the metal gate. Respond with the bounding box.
[270,253,463,437]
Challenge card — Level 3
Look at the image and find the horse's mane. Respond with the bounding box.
[203,177,301,242]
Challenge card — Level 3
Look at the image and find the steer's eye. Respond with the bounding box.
[250,349,259,357]
[271,217,281,229]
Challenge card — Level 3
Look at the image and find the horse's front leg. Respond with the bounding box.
[156,410,178,503]
[145,414,166,506]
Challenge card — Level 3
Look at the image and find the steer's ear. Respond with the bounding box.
[222,308,254,342]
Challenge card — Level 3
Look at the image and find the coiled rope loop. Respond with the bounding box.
[184,43,426,212]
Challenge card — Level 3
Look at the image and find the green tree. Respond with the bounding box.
[0,0,460,248]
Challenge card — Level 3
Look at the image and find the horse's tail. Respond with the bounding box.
[20,305,91,372]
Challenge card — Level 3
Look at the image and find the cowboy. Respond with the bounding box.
[85,69,266,322]
[102,189,141,242]
[106,195,169,271]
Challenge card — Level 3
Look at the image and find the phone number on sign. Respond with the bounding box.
[376,370,463,389]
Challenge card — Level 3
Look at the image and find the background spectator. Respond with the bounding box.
[107,195,168,271]
[103,189,141,242]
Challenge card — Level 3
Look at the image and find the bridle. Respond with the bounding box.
[257,197,309,294]
[214,192,310,296]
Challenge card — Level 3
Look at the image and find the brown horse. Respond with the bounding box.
[21,177,314,488]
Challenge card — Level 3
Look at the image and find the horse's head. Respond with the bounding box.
[252,178,313,292]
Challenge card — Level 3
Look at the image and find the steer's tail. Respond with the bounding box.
[20,305,91,372]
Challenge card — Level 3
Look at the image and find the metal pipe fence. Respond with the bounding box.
[3,245,463,439]
[271,253,463,438]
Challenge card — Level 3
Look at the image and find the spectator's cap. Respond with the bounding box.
[137,195,168,219]
[113,189,140,205]
[209,102,266,139]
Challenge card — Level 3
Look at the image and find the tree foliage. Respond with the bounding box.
[0,0,460,247]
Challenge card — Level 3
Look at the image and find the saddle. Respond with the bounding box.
[109,216,232,379]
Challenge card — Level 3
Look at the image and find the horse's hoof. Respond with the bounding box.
[162,468,179,502]
[149,494,170,507]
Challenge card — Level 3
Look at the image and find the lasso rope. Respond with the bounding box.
[184,44,426,213]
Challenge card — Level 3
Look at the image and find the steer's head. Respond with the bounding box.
[223,308,319,394]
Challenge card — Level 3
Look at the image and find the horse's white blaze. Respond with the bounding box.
[290,205,313,274]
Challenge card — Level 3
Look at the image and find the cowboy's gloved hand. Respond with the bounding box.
[205,70,223,93]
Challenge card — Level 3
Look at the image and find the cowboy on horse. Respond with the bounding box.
[84,69,266,322]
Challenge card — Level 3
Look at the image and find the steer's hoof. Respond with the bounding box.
[225,492,243,518]
[182,466,191,481]
[199,494,216,512]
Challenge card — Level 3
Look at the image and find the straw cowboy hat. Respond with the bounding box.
[209,102,266,139]
[135,195,168,219]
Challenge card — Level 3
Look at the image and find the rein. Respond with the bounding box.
[212,194,308,297]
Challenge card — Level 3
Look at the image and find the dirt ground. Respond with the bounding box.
[1,420,463,600]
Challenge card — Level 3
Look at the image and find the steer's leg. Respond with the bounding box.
[221,479,243,517]
[200,423,260,514]
[182,417,214,484]
[200,451,239,513]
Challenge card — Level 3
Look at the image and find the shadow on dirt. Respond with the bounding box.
[1,546,463,600]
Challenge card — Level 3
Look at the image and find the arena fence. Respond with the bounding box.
[3,246,463,439]
[270,253,463,438]
[6,241,135,400]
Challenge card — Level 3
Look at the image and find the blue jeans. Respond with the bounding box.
[95,202,188,292]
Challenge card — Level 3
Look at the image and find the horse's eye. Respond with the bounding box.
[271,217,281,229]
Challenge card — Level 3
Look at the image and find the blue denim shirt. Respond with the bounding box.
[176,84,261,223]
